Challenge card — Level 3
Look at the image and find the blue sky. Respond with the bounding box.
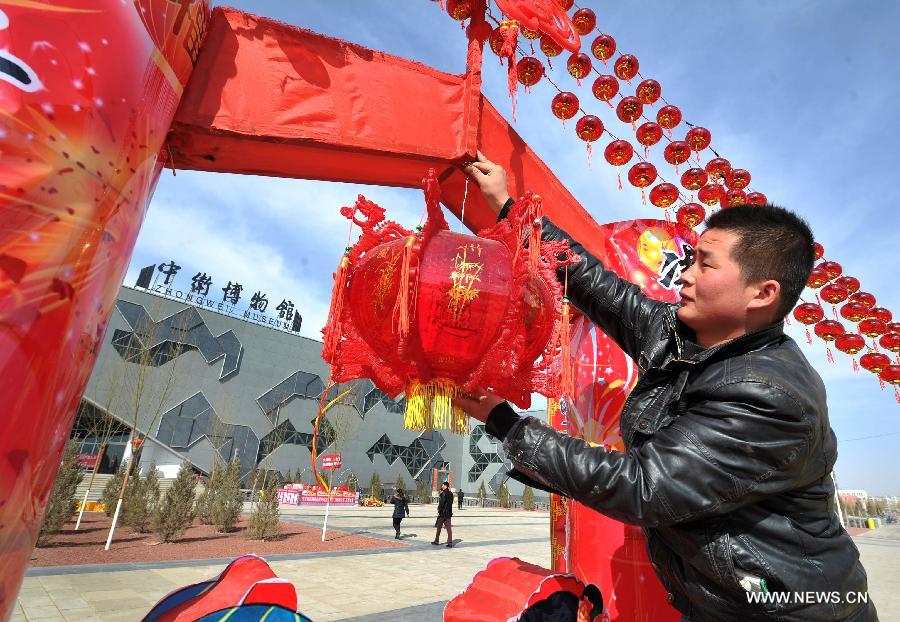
[126,1,900,493]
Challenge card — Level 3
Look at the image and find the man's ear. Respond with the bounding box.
[747,279,781,315]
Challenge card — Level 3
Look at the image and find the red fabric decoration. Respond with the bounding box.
[496,0,580,52]
[591,34,617,63]
[322,170,579,433]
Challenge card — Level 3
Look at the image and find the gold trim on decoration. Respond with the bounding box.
[404,380,469,434]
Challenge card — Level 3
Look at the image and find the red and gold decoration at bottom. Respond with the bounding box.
[321,170,579,433]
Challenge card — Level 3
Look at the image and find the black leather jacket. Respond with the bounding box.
[488,218,877,621]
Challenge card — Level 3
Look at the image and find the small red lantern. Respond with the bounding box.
[820,283,849,309]
[657,105,682,133]
[697,183,725,207]
[567,52,592,83]
[813,242,824,260]
[818,260,842,280]
[572,8,596,35]
[849,291,876,308]
[635,122,663,155]
[556,0,574,9]
[724,168,751,190]
[592,74,619,105]
[663,140,691,174]
[835,333,866,355]
[521,26,541,40]
[879,333,900,353]
[680,168,708,191]
[677,203,706,228]
[745,191,767,205]
[616,96,644,126]
[859,318,888,338]
[614,54,639,81]
[446,0,473,21]
[551,91,579,122]
[604,139,634,189]
[649,183,679,209]
[794,302,825,325]
[860,352,891,374]
[815,319,845,341]
[628,162,658,203]
[834,275,860,294]
[887,322,900,335]
[131,437,144,451]
[806,266,830,289]
[541,33,564,59]
[879,365,900,393]
[575,115,604,141]
[721,188,747,208]
[591,34,616,63]
[868,307,893,323]
[840,301,870,323]
[636,79,661,105]
[705,157,731,181]
[685,127,712,153]
[517,57,544,88]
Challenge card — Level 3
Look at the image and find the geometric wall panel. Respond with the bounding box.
[367,430,449,481]
[256,416,336,465]
[468,424,503,483]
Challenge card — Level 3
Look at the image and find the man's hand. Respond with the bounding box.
[453,388,506,424]
[463,151,510,215]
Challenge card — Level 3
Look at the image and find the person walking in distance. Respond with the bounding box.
[389,488,409,539]
[432,481,454,548]
[457,488,464,510]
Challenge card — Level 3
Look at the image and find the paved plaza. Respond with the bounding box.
[14,505,900,621]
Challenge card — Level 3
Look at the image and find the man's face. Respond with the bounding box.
[677,229,758,339]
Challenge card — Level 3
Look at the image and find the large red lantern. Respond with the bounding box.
[576,115,604,143]
[323,171,577,433]
[551,91,579,122]
[540,33,564,59]
[614,54,639,81]
[592,74,619,105]
[722,189,747,208]
[604,139,634,189]
[628,162,658,204]
[591,34,616,63]
[567,52,592,83]
[819,260,842,280]
[815,320,845,363]
[820,283,849,306]
[636,79,662,105]
[677,203,706,228]
[648,183,679,210]
[887,322,900,335]
[572,7,596,35]
[835,333,867,372]
[446,0,474,21]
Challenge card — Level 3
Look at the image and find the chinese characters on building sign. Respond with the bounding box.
[135,261,302,333]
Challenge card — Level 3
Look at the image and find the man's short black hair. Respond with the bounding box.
[442,481,449,488]
[704,203,815,319]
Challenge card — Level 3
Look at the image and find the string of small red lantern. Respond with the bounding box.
[434,0,900,399]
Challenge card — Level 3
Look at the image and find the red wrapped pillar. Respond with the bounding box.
[0,1,208,615]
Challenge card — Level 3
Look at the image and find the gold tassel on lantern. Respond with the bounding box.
[393,233,418,339]
[404,380,469,434]
[559,298,574,399]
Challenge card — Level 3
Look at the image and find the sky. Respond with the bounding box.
[125,1,900,494]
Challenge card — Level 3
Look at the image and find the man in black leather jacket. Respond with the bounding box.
[457,153,877,621]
